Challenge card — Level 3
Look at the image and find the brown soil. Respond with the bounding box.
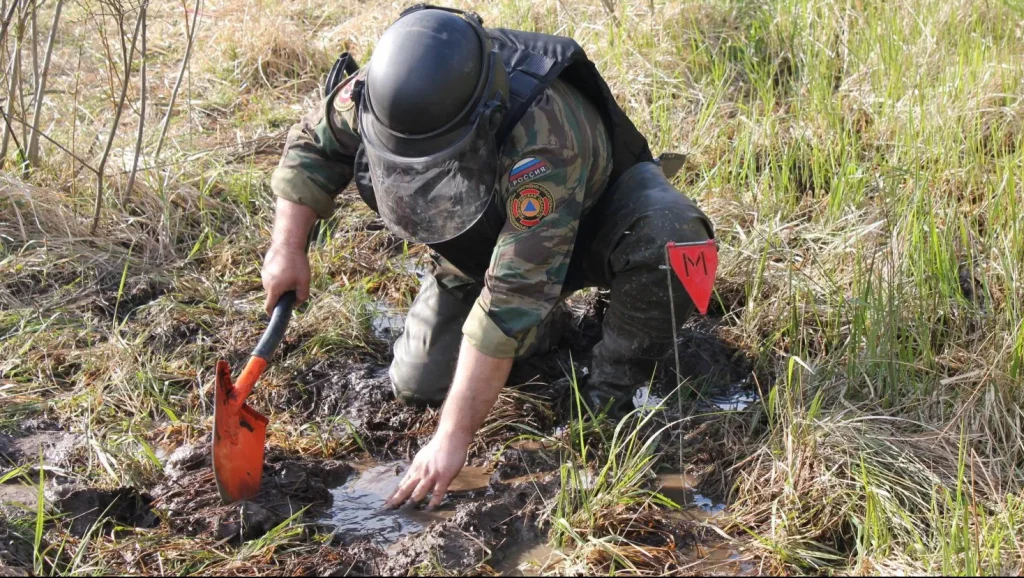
[376,478,553,575]
[52,487,160,537]
[151,444,352,542]
[0,291,756,575]
[0,517,32,570]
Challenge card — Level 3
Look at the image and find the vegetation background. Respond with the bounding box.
[1,0,1023,575]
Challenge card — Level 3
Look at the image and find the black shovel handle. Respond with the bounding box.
[252,291,296,360]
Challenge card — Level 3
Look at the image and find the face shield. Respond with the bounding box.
[359,97,503,244]
[356,7,509,245]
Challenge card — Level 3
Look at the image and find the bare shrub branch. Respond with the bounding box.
[151,0,201,172]
[89,2,142,234]
[123,1,145,201]
[25,0,62,168]
[0,0,27,167]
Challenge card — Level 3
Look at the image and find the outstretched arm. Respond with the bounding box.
[385,338,513,509]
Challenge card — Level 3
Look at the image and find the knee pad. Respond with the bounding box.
[642,209,711,246]
[388,359,448,408]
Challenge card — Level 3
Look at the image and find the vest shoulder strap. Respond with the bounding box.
[489,29,582,144]
[488,28,652,183]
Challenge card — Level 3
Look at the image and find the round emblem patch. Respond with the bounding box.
[336,70,364,111]
[507,185,555,231]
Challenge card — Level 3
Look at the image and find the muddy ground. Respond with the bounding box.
[0,292,758,575]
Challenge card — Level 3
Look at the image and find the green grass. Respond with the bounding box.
[546,373,683,574]
[2,0,1023,575]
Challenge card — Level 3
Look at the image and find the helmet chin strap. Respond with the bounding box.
[482,100,506,134]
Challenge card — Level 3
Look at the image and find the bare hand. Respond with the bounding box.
[261,244,311,316]
[385,432,469,510]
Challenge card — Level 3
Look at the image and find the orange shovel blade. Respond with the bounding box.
[213,359,269,503]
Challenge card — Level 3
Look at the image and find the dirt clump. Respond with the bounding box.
[377,479,551,575]
[161,443,210,479]
[1,430,84,472]
[92,276,167,322]
[0,435,15,464]
[151,444,352,542]
[0,518,32,571]
[53,487,160,537]
[283,362,437,459]
[145,317,206,355]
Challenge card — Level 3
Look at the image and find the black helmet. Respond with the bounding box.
[357,5,510,244]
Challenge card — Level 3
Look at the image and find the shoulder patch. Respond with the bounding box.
[508,156,553,186]
[507,184,555,231]
[336,70,363,111]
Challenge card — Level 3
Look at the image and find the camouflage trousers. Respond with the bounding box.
[389,161,713,413]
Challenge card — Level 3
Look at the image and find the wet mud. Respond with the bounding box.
[324,461,494,546]
[0,516,32,571]
[669,317,757,395]
[376,477,552,575]
[52,487,160,537]
[284,361,437,458]
[150,444,352,542]
[0,282,760,576]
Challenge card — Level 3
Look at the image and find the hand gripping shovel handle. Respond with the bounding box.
[253,290,297,360]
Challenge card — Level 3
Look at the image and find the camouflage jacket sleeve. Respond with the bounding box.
[463,81,612,358]
[270,74,363,218]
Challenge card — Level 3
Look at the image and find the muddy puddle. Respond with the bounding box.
[368,302,405,341]
[707,387,758,412]
[683,542,756,574]
[652,472,751,575]
[323,461,492,545]
[316,460,740,574]
[492,540,557,576]
[654,471,728,521]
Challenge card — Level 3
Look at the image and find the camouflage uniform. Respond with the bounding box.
[273,73,711,410]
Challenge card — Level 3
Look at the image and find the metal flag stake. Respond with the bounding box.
[664,239,719,463]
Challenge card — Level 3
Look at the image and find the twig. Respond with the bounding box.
[0,1,25,166]
[0,109,24,164]
[28,0,37,94]
[0,0,5,75]
[89,5,143,235]
[17,0,30,149]
[2,109,98,174]
[25,0,61,168]
[599,0,618,22]
[123,1,145,202]
[70,43,87,183]
[151,0,200,169]
[0,0,17,52]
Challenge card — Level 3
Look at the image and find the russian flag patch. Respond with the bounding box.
[508,157,553,186]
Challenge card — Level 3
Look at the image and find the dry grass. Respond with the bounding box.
[2,0,1024,575]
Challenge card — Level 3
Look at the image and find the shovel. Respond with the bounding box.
[213,290,296,503]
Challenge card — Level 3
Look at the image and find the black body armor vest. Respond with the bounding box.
[352,29,654,279]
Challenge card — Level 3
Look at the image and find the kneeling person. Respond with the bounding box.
[261,6,714,509]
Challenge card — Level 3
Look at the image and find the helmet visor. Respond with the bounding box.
[360,106,499,244]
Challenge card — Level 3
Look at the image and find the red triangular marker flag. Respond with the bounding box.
[666,240,718,315]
